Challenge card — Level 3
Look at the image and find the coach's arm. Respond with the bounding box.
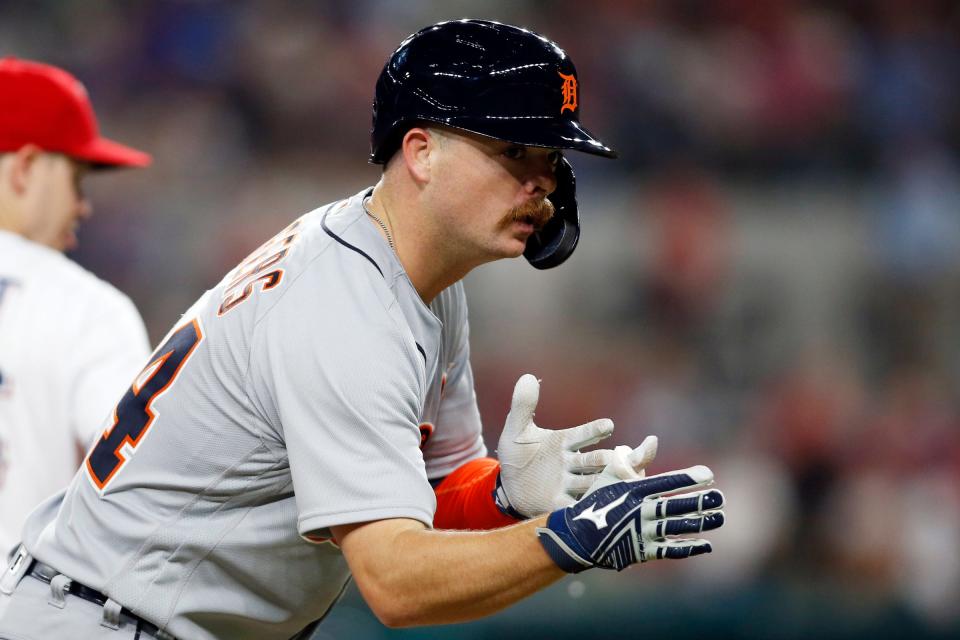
[331,516,561,628]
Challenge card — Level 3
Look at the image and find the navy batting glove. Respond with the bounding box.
[536,465,724,573]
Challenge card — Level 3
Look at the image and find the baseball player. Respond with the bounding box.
[0,58,152,557]
[0,21,724,640]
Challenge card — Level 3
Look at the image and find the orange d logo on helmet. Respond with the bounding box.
[558,71,577,113]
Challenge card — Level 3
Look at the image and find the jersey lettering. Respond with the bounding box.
[418,422,435,449]
[85,319,204,490]
[218,220,301,316]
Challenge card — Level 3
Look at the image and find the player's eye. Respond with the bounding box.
[503,146,526,160]
[547,151,560,169]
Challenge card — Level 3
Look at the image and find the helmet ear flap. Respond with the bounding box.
[524,156,580,270]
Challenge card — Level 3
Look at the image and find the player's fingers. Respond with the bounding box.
[628,465,714,501]
[626,435,658,472]
[664,489,725,517]
[643,512,725,539]
[567,448,613,473]
[562,418,614,451]
[640,489,724,521]
[503,374,540,436]
[564,472,598,497]
[645,538,713,561]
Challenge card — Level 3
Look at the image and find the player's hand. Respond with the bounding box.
[536,455,725,573]
[494,374,657,519]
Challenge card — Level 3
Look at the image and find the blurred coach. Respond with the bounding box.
[0,57,152,556]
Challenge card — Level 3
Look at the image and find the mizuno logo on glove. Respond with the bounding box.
[571,492,628,529]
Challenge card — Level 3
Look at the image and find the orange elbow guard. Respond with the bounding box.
[433,458,519,530]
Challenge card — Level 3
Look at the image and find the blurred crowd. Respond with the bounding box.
[2,0,960,637]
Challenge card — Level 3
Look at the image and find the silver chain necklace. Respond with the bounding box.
[363,197,395,251]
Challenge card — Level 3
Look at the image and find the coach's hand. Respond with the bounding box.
[536,453,725,573]
[494,374,658,519]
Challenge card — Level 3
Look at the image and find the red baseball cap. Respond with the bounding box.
[0,56,151,168]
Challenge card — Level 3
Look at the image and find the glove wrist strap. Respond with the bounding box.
[536,510,592,573]
[492,471,528,520]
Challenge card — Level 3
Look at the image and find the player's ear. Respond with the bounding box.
[6,144,43,196]
[400,127,433,184]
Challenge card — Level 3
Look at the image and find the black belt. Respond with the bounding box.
[27,560,176,640]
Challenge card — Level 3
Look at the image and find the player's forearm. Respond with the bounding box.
[344,516,563,627]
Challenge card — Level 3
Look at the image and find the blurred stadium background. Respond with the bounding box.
[3,0,960,638]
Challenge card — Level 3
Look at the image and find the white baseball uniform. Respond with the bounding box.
[5,189,486,640]
[0,230,149,556]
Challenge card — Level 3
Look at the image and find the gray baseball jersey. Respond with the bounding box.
[20,189,486,640]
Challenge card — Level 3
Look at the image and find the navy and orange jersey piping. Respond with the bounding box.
[321,206,427,366]
[321,209,383,278]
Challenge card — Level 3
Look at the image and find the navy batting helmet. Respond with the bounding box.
[370,19,617,269]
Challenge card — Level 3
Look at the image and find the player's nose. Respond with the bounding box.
[524,154,558,197]
[77,197,93,220]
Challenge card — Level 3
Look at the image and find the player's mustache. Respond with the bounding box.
[507,197,556,230]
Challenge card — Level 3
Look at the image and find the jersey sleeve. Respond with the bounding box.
[426,286,485,478]
[67,290,150,448]
[248,269,436,537]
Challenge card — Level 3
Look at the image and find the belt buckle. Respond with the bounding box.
[0,544,31,595]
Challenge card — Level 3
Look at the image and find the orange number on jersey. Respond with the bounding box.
[86,319,203,491]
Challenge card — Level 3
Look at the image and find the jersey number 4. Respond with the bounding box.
[86,319,204,491]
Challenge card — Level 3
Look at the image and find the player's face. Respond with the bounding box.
[426,129,558,262]
[22,153,91,252]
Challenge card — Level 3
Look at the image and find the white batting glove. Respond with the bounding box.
[556,439,658,513]
[494,374,658,519]
[592,441,659,487]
